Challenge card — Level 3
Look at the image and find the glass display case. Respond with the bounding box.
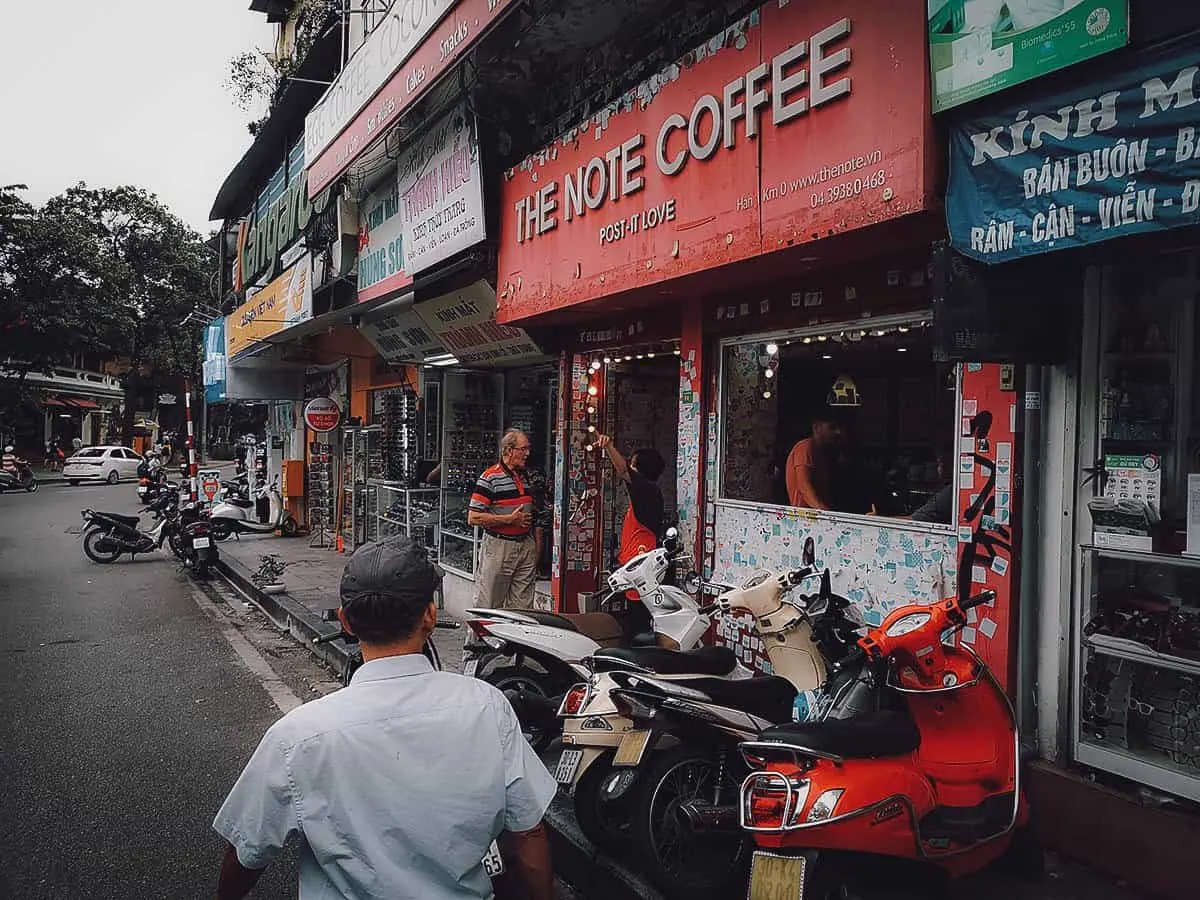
[438,371,502,578]
[1073,252,1200,803]
[340,425,383,549]
[1075,546,1200,801]
[373,481,440,548]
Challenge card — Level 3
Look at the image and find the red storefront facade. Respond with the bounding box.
[496,0,1024,690]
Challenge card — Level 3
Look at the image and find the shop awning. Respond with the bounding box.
[41,395,101,409]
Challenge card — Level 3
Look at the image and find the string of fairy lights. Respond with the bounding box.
[581,341,681,452]
[752,319,931,399]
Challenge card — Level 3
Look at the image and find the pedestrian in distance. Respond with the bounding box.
[467,428,539,609]
[213,534,557,900]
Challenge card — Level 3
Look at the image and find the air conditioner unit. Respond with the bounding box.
[332,193,360,277]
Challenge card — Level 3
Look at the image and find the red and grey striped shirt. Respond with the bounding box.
[470,463,533,537]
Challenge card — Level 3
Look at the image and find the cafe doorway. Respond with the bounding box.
[600,352,679,569]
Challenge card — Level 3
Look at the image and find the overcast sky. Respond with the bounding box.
[0,1,274,233]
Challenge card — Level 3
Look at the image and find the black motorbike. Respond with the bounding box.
[81,500,177,563]
[177,501,219,577]
[0,461,39,493]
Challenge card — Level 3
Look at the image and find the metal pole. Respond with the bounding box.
[184,378,198,502]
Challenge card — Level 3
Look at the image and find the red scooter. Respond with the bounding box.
[738,589,1037,899]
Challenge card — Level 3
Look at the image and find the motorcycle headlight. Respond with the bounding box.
[806,788,845,822]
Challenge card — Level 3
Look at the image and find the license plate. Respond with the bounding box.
[554,748,584,784]
[613,729,652,767]
[748,851,806,900]
[481,840,505,877]
[192,537,211,548]
[463,657,480,678]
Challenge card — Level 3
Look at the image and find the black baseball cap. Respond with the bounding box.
[339,535,443,604]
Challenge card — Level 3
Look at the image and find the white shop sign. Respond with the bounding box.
[304,0,456,166]
[397,104,486,277]
[415,280,542,366]
[360,296,446,364]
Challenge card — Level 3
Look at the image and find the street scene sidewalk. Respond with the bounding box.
[217,532,1160,900]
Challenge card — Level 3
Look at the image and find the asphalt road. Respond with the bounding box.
[0,481,313,898]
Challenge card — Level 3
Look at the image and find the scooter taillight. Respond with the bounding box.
[467,620,497,640]
[740,772,810,832]
[139,478,150,486]
[560,684,589,716]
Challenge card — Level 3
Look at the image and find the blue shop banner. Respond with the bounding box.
[202,317,227,404]
[947,42,1200,264]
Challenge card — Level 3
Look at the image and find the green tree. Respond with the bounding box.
[1,184,213,441]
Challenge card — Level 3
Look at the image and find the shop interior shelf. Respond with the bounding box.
[442,530,475,542]
[1082,544,1200,570]
[1085,634,1200,678]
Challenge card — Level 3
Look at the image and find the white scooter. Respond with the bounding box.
[209,475,298,540]
[463,529,750,750]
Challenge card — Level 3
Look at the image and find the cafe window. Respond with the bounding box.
[718,314,958,525]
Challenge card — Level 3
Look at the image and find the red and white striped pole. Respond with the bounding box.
[184,378,197,502]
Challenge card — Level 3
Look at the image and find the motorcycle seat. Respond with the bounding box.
[594,645,738,677]
[758,710,921,759]
[224,498,254,508]
[97,512,141,529]
[520,610,584,632]
[560,613,626,647]
[665,674,797,722]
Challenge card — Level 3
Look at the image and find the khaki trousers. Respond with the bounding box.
[475,533,538,609]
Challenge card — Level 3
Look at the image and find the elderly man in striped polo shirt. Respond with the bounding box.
[468,429,539,609]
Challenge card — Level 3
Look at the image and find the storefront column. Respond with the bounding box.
[677,303,705,561]
[552,352,605,612]
[956,363,1023,692]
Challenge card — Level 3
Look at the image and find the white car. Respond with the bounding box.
[63,446,144,485]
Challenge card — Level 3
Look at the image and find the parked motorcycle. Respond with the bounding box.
[209,475,297,540]
[738,587,1037,900]
[81,503,176,563]
[0,459,39,493]
[463,528,742,750]
[555,564,863,896]
[177,501,218,577]
[137,472,177,507]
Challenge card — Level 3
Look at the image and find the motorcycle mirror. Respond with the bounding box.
[802,536,815,568]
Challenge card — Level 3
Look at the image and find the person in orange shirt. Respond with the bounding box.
[595,435,666,565]
[785,405,850,510]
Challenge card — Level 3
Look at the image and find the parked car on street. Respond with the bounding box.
[63,446,144,486]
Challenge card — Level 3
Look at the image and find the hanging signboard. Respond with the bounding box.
[203,318,227,404]
[305,0,518,199]
[929,0,1128,114]
[226,256,314,359]
[303,397,342,433]
[397,104,486,277]
[357,177,412,304]
[415,280,543,366]
[947,41,1200,264]
[360,297,447,363]
[495,0,933,323]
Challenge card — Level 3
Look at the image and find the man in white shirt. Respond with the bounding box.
[213,535,557,899]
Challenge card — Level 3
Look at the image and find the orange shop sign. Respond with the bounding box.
[496,0,933,323]
[226,256,314,359]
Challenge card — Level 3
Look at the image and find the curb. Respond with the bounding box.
[215,555,353,676]
[539,788,662,900]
